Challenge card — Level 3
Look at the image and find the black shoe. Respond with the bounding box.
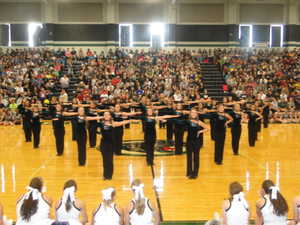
[175,152,182,155]
[216,162,223,165]
[34,146,39,149]
[234,153,239,155]
[56,153,63,156]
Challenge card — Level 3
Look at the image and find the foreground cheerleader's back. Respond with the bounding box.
[16,177,54,225]
[223,182,249,225]
[127,179,159,225]
[256,180,289,225]
[55,180,87,225]
[92,187,121,225]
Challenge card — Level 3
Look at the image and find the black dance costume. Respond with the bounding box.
[229,111,242,155]
[18,105,33,142]
[51,111,65,156]
[112,112,124,155]
[87,109,98,148]
[173,111,187,155]
[212,113,228,164]
[99,121,114,179]
[262,105,270,128]
[142,116,156,166]
[247,111,258,147]
[185,120,204,178]
[75,116,88,166]
[31,112,41,148]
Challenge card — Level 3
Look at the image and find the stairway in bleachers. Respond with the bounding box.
[200,63,226,102]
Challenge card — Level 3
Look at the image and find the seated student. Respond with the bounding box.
[256,180,288,225]
[222,182,250,225]
[16,177,54,225]
[55,180,88,225]
[91,187,122,225]
[125,179,160,225]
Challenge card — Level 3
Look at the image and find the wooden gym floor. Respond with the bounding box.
[0,122,299,223]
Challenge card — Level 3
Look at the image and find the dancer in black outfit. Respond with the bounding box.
[69,98,79,141]
[262,101,271,128]
[185,109,209,179]
[49,104,78,156]
[206,100,217,141]
[87,102,100,148]
[228,104,245,155]
[173,104,188,155]
[74,107,102,166]
[165,100,175,145]
[140,108,178,166]
[31,106,42,149]
[98,111,131,180]
[246,105,263,147]
[211,104,233,165]
[112,104,140,155]
[18,99,33,142]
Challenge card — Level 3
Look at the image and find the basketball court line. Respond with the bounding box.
[151,165,164,222]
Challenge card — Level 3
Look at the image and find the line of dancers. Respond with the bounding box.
[18,97,268,180]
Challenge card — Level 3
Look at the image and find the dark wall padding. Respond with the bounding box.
[132,24,150,42]
[285,25,300,42]
[175,25,229,42]
[52,24,118,42]
[0,25,9,46]
[253,25,270,43]
[11,24,28,42]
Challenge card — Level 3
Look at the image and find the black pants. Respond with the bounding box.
[263,115,269,128]
[166,122,174,144]
[32,125,41,148]
[231,126,241,155]
[174,127,184,154]
[159,121,166,128]
[100,141,114,179]
[77,131,87,166]
[71,119,77,141]
[257,120,261,133]
[210,119,215,141]
[145,137,156,165]
[88,123,97,148]
[23,122,32,142]
[54,127,65,155]
[248,125,256,147]
[186,140,202,177]
[214,131,226,164]
[113,127,124,155]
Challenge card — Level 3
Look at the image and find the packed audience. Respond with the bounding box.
[0,47,299,125]
[218,48,300,112]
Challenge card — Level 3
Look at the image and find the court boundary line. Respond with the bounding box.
[150,165,164,222]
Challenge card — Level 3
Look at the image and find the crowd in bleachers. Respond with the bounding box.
[217,48,300,115]
[0,47,299,125]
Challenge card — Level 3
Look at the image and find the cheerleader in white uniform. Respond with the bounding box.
[256,180,288,225]
[222,182,250,225]
[291,194,300,225]
[55,180,88,225]
[91,188,122,225]
[16,177,54,225]
[125,179,160,225]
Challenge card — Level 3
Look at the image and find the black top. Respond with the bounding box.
[75,116,87,134]
[229,111,242,127]
[213,113,227,131]
[142,116,156,139]
[51,112,64,129]
[186,120,203,141]
[31,112,41,126]
[98,121,114,142]
[174,111,188,127]
[247,111,258,126]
